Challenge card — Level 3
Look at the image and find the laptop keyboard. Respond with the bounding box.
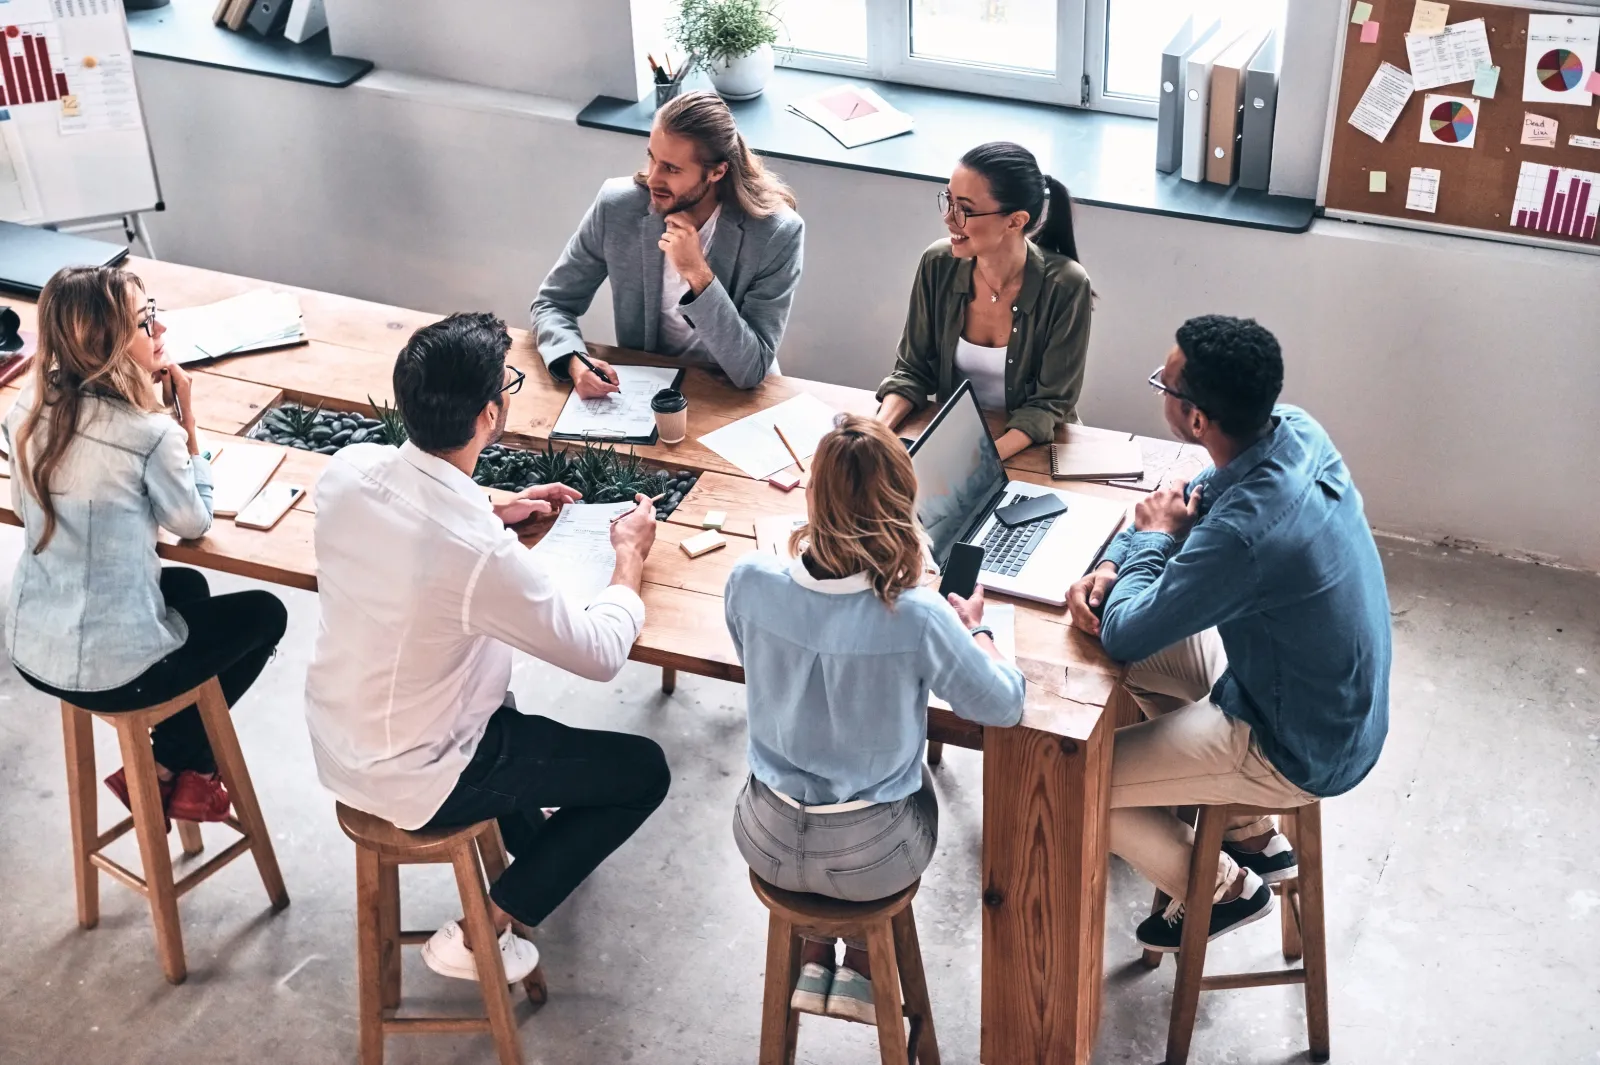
[977,493,1058,577]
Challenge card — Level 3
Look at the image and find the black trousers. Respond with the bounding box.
[22,567,288,774]
[425,705,671,927]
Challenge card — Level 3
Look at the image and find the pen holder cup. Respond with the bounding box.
[655,81,684,109]
[652,389,689,444]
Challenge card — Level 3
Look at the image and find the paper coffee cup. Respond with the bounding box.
[651,388,688,444]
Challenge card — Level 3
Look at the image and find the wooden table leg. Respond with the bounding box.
[980,712,1112,1065]
[661,667,677,695]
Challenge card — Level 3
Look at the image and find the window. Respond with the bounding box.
[779,0,1285,118]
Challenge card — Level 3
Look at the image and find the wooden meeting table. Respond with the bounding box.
[0,259,1208,1065]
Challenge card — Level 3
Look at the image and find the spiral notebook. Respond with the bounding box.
[1049,436,1145,481]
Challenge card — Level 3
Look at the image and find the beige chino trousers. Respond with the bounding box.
[1109,629,1316,901]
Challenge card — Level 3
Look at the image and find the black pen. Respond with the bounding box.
[571,350,615,387]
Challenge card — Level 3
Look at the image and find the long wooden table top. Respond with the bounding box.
[0,257,1209,741]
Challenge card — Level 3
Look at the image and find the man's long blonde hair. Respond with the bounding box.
[791,414,927,604]
[14,266,157,553]
[637,90,796,218]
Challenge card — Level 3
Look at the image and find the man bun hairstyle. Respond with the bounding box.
[959,141,1082,264]
[392,312,511,454]
[1174,315,1284,439]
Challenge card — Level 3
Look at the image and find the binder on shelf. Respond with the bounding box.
[1182,25,1247,183]
[1238,30,1281,192]
[246,0,293,36]
[1206,27,1271,186]
[1157,16,1223,174]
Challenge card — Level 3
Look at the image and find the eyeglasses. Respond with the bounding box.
[937,188,1007,229]
[1148,367,1202,410]
[137,298,157,338]
[501,365,526,396]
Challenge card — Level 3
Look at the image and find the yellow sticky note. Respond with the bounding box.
[60,94,79,117]
[1352,1,1373,24]
[1410,1,1449,35]
[1370,170,1388,193]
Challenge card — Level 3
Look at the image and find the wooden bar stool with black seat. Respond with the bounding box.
[1141,802,1330,1065]
[750,871,940,1065]
[59,676,289,985]
[336,803,549,1065]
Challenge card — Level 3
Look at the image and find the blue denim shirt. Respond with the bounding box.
[4,385,214,691]
[725,552,1025,805]
[1098,406,1390,797]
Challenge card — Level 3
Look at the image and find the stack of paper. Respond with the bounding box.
[698,393,841,480]
[551,365,682,441]
[786,84,914,149]
[160,291,307,365]
[525,501,634,604]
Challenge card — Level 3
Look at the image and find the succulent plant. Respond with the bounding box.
[267,402,322,441]
[368,395,408,447]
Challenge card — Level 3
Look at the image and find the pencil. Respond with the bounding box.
[773,425,804,472]
[611,492,667,523]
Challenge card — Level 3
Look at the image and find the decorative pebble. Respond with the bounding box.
[331,428,354,445]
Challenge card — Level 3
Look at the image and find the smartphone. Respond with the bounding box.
[993,493,1069,529]
[234,483,303,530]
[938,542,984,599]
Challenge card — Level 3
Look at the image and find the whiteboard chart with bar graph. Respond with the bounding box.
[1511,161,1600,241]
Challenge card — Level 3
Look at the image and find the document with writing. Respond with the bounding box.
[525,501,633,604]
[1349,62,1415,142]
[551,365,682,441]
[929,604,1016,713]
[699,393,841,480]
[1404,18,1492,91]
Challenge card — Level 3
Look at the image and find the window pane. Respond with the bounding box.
[911,0,1057,75]
[780,0,868,61]
[1103,0,1284,101]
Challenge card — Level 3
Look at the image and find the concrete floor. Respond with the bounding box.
[0,528,1595,1065]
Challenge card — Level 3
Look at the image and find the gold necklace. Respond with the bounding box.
[975,260,1023,304]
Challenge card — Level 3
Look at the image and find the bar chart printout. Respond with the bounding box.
[1512,161,1600,240]
[0,24,68,108]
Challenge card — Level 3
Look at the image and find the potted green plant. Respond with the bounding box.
[670,0,780,101]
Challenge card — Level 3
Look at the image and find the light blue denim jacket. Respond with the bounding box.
[724,552,1026,805]
[4,385,214,691]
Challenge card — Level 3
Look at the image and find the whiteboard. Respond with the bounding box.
[0,0,159,227]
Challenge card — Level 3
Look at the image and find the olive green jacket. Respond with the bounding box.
[876,239,1092,444]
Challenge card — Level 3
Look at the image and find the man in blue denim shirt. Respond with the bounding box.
[1067,316,1390,951]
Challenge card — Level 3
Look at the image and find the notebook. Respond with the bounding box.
[209,443,286,518]
[1049,436,1145,481]
[786,85,914,149]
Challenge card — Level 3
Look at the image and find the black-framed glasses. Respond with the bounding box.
[137,298,157,338]
[1148,367,1202,410]
[501,365,526,396]
[938,188,1007,229]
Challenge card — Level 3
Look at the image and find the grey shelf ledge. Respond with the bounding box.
[129,0,372,88]
[579,67,1315,234]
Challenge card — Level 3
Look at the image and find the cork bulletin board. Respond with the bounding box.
[1319,0,1600,254]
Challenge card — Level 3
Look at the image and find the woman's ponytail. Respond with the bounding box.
[1033,175,1081,264]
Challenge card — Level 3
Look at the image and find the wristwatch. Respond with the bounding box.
[969,625,995,641]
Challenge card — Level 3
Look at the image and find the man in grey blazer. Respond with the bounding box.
[533,91,804,395]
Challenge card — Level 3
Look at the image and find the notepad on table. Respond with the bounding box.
[525,501,634,603]
[1050,436,1145,481]
[786,84,914,148]
[160,290,307,365]
[210,442,286,518]
[550,365,683,443]
[699,393,840,480]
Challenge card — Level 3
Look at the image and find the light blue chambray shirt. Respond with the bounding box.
[724,552,1026,806]
[4,385,213,691]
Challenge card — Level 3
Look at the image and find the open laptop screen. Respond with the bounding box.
[908,381,1007,567]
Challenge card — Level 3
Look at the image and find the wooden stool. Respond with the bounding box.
[750,871,940,1065]
[336,804,549,1065]
[59,677,289,985]
[1143,802,1329,1065]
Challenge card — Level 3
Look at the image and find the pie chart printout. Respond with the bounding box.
[1429,99,1474,143]
[1537,49,1584,92]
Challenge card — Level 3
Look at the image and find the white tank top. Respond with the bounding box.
[954,336,1008,413]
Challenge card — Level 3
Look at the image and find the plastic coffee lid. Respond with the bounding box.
[651,388,687,413]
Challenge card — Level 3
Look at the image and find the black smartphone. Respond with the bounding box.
[938,542,984,599]
[993,493,1069,528]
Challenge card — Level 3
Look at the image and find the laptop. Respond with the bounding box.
[909,381,1126,607]
[0,222,128,297]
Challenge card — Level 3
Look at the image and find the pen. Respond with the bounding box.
[773,425,805,472]
[571,350,615,387]
[611,492,667,523]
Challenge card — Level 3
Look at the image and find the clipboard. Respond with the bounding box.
[549,365,686,445]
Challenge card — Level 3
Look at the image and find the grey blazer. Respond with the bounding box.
[531,177,804,390]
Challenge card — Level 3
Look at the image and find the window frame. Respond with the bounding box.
[776,0,1092,110]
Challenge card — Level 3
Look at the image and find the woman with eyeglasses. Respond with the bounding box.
[5,266,288,824]
[876,141,1092,461]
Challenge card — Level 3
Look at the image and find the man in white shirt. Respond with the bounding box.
[532,90,805,393]
[305,312,668,983]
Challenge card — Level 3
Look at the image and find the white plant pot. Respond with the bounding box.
[707,43,775,101]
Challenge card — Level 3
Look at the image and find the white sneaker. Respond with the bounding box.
[421,920,540,983]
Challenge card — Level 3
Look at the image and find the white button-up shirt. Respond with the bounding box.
[304,441,645,829]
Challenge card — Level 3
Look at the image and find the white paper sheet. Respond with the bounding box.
[1521,13,1598,106]
[1418,93,1478,148]
[1406,166,1441,213]
[158,291,306,364]
[698,393,841,480]
[929,604,1015,712]
[58,52,142,135]
[525,501,634,604]
[550,364,680,441]
[1404,18,1492,91]
[1348,62,1414,142]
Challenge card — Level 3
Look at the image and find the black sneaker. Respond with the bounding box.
[1224,832,1298,884]
[1136,870,1275,953]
